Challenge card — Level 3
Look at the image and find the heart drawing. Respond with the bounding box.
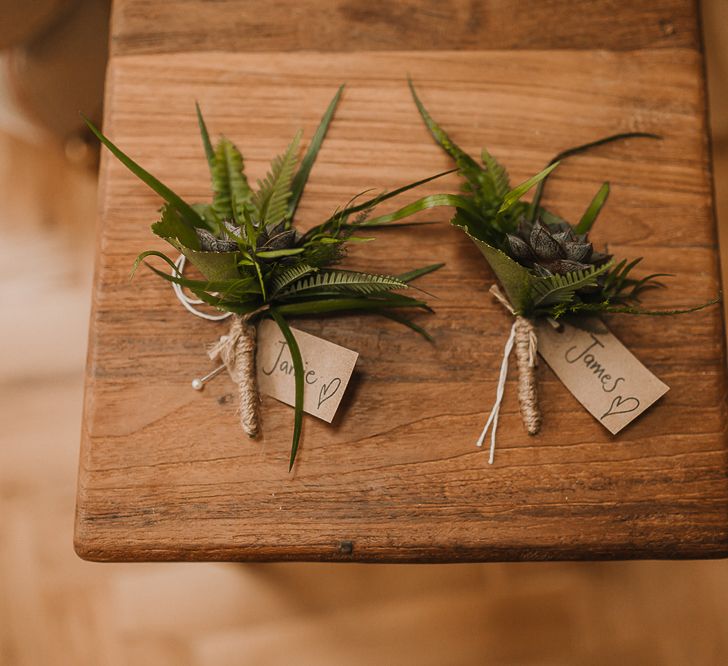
[318,377,342,409]
[601,395,640,420]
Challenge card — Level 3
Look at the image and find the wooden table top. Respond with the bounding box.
[75,1,728,562]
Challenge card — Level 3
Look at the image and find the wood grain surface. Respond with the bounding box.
[76,48,727,562]
[110,0,699,55]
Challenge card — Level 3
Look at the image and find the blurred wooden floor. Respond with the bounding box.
[3,1,728,660]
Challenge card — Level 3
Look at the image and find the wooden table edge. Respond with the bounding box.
[74,36,728,564]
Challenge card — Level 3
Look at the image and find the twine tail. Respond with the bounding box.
[514,315,541,435]
[476,321,516,464]
[208,315,260,438]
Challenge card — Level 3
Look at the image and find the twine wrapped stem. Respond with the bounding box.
[513,315,541,435]
[207,312,262,438]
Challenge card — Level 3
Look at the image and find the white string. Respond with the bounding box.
[476,321,517,464]
[172,254,232,322]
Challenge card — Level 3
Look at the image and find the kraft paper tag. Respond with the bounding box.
[536,318,669,434]
[256,319,358,423]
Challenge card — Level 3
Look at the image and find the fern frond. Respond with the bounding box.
[533,262,613,307]
[254,131,301,226]
[481,148,510,199]
[270,263,319,295]
[212,138,254,221]
[277,270,407,298]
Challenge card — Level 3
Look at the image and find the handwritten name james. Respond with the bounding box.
[565,334,624,393]
[565,333,640,420]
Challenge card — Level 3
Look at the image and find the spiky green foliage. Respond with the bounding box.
[87,87,445,470]
[371,79,715,319]
[211,138,255,224]
[253,131,301,227]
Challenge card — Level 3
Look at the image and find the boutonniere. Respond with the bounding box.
[374,80,719,461]
[86,86,444,470]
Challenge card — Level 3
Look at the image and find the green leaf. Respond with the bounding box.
[254,131,301,226]
[565,297,719,316]
[195,102,215,170]
[212,138,255,221]
[602,258,626,293]
[466,235,535,314]
[84,117,206,231]
[396,263,444,283]
[529,131,661,221]
[532,261,613,308]
[365,193,480,226]
[278,270,407,298]
[346,220,437,229]
[249,254,267,301]
[379,310,434,342]
[274,294,430,317]
[175,245,241,281]
[311,170,456,234]
[603,257,641,297]
[237,199,258,247]
[131,249,178,277]
[255,247,305,259]
[151,203,200,250]
[143,262,261,298]
[575,182,610,234]
[366,292,433,310]
[270,310,305,472]
[498,162,560,215]
[627,273,672,300]
[408,78,481,179]
[133,252,257,314]
[187,288,261,314]
[344,236,375,243]
[289,85,343,219]
[546,132,661,166]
